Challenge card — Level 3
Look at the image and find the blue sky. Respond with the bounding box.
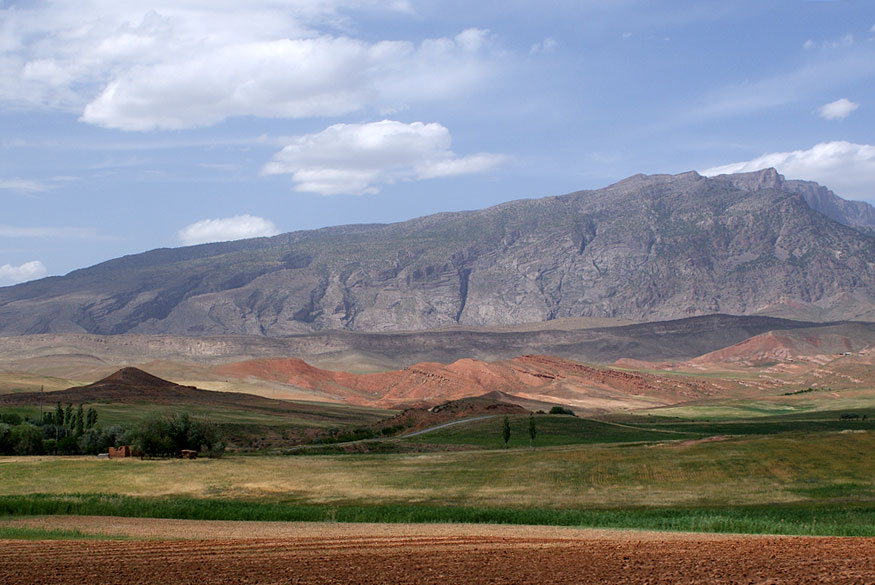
[1,0,874,284]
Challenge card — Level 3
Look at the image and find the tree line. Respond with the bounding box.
[0,405,223,457]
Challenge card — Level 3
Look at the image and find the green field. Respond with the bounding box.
[402,411,875,450]
[0,431,875,536]
[2,494,873,536]
[2,429,874,520]
[4,398,875,537]
[403,415,699,448]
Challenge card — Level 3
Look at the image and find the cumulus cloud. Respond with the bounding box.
[178,215,280,246]
[262,120,507,195]
[0,261,47,285]
[0,2,498,130]
[0,178,48,193]
[818,98,859,120]
[701,141,875,201]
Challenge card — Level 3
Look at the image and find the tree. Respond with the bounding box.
[54,402,63,427]
[502,415,511,448]
[528,413,537,448]
[64,403,73,427]
[74,404,85,436]
[133,412,224,458]
[86,407,98,429]
[12,424,44,455]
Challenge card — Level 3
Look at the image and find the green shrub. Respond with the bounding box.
[549,406,575,416]
[11,424,44,455]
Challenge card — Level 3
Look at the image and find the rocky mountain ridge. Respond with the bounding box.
[1,169,875,335]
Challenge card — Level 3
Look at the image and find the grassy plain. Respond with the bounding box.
[2,431,874,509]
[2,429,875,535]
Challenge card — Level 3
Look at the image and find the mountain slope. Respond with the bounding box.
[2,169,875,335]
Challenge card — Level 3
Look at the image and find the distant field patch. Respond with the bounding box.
[403,415,698,448]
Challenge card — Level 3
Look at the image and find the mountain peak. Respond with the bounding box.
[715,167,785,192]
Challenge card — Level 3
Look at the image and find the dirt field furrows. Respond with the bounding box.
[2,531,875,584]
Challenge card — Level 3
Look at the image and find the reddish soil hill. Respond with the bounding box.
[686,331,862,367]
[215,354,723,410]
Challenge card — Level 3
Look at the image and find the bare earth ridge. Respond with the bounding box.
[1,518,872,585]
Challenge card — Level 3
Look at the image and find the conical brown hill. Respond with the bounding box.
[90,367,182,390]
[0,367,296,411]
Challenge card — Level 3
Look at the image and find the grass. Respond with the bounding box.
[613,409,875,438]
[0,524,124,540]
[2,431,875,509]
[400,410,875,451]
[640,394,875,420]
[0,373,83,395]
[404,415,699,448]
[0,494,872,537]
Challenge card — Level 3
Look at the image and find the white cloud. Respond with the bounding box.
[804,33,855,50]
[701,141,875,201]
[0,261,47,285]
[0,2,498,130]
[530,37,557,55]
[0,225,107,239]
[178,215,280,246]
[0,178,48,193]
[818,98,859,120]
[262,120,507,195]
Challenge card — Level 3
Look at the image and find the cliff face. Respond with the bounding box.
[721,167,875,230]
[2,168,875,336]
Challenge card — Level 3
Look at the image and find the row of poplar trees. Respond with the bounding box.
[43,402,98,436]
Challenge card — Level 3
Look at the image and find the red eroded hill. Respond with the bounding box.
[215,354,722,410]
[686,331,860,367]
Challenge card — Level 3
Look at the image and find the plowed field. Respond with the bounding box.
[1,519,874,584]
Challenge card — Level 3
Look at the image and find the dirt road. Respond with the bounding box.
[1,518,873,584]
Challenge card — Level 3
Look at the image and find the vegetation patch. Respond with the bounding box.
[0,524,125,541]
[1,494,874,537]
[403,414,699,448]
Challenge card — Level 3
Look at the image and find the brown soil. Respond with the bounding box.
[216,354,724,409]
[1,519,872,584]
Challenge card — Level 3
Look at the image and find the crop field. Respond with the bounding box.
[2,520,874,585]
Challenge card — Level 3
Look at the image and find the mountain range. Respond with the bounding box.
[2,168,874,336]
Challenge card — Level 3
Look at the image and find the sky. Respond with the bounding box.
[1,0,874,285]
